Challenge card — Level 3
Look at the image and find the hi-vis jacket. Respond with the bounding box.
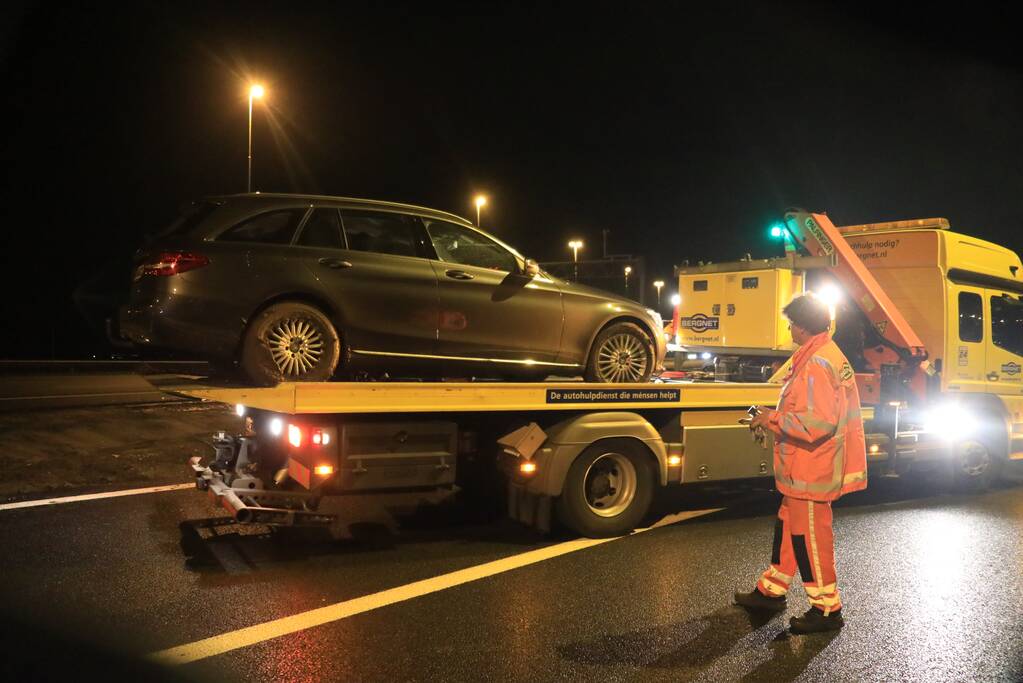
[767,332,867,502]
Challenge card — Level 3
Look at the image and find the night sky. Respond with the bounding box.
[3,1,1021,358]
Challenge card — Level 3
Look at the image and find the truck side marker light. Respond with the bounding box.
[520,461,537,474]
[270,418,283,437]
[311,429,330,446]
[869,444,880,454]
[235,404,246,417]
[288,424,303,448]
[667,455,682,466]
[314,465,334,476]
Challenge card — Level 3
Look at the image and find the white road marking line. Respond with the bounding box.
[149,507,722,666]
[0,483,194,511]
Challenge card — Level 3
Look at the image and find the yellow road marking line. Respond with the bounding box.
[0,483,194,512]
[150,507,722,666]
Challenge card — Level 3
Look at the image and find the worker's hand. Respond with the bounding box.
[750,407,775,431]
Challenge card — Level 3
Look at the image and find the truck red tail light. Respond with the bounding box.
[311,429,330,446]
[139,251,209,277]
[288,424,303,448]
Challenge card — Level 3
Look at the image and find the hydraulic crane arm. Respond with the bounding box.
[782,209,933,402]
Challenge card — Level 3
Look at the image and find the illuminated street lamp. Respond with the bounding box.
[568,239,584,281]
[624,265,632,292]
[474,194,487,227]
[247,83,265,193]
[653,279,665,307]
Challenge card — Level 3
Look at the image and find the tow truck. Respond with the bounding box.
[181,380,779,537]
[180,209,1023,538]
[670,209,1023,488]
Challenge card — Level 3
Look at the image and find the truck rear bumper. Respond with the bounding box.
[191,457,337,526]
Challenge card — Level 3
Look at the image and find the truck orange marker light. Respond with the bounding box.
[314,465,334,476]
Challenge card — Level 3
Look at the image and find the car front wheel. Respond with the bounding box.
[241,302,341,386]
[584,322,655,383]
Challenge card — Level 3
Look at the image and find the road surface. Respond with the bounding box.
[2,468,1020,682]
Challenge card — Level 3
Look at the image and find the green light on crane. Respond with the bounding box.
[769,224,785,239]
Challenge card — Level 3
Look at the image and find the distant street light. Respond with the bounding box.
[568,239,584,281]
[474,195,487,227]
[624,265,632,292]
[247,83,265,193]
[653,280,665,307]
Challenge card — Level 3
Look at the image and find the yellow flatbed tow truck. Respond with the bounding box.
[182,208,1023,539]
[181,380,782,537]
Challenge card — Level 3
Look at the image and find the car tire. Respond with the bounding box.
[584,322,655,383]
[555,438,655,538]
[240,302,341,386]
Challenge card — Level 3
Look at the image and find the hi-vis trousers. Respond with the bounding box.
[757,496,842,614]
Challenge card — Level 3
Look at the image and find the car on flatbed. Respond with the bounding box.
[120,194,665,385]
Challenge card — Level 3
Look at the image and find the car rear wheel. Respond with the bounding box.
[584,322,655,383]
[241,302,341,386]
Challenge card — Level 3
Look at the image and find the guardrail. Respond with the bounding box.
[0,360,209,376]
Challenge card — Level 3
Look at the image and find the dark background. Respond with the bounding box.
[2,1,1021,358]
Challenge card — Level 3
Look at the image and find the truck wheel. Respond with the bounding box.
[950,439,1002,492]
[584,322,655,383]
[556,439,655,538]
[241,302,341,386]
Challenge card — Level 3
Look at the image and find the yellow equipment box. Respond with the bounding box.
[676,261,804,355]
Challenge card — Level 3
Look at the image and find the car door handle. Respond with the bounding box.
[987,372,999,381]
[318,258,353,269]
[445,269,475,280]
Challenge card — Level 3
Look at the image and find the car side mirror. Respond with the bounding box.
[524,259,539,277]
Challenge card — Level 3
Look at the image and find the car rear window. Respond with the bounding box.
[217,209,307,244]
[158,200,221,238]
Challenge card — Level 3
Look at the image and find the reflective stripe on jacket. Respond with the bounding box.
[768,334,867,502]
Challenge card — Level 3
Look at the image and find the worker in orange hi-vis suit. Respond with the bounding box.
[733,293,867,634]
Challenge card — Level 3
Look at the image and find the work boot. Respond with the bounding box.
[789,607,844,634]
[733,588,787,613]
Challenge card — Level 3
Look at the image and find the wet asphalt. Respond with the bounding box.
[1,467,1021,682]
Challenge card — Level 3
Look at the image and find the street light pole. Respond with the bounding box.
[247,84,265,193]
[624,265,632,293]
[568,240,583,281]
[653,280,665,308]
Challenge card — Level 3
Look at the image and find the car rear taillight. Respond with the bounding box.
[139,251,209,277]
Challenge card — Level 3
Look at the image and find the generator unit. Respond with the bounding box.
[675,259,806,356]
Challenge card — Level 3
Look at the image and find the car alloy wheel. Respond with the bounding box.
[596,333,649,382]
[241,301,340,385]
[267,318,325,376]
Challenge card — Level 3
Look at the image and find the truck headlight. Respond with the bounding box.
[923,403,977,441]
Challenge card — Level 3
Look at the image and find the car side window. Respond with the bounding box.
[217,209,306,244]
[958,291,983,342]
[340,210,418,257]
[296,208,344,249]
[422,219,518,273]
